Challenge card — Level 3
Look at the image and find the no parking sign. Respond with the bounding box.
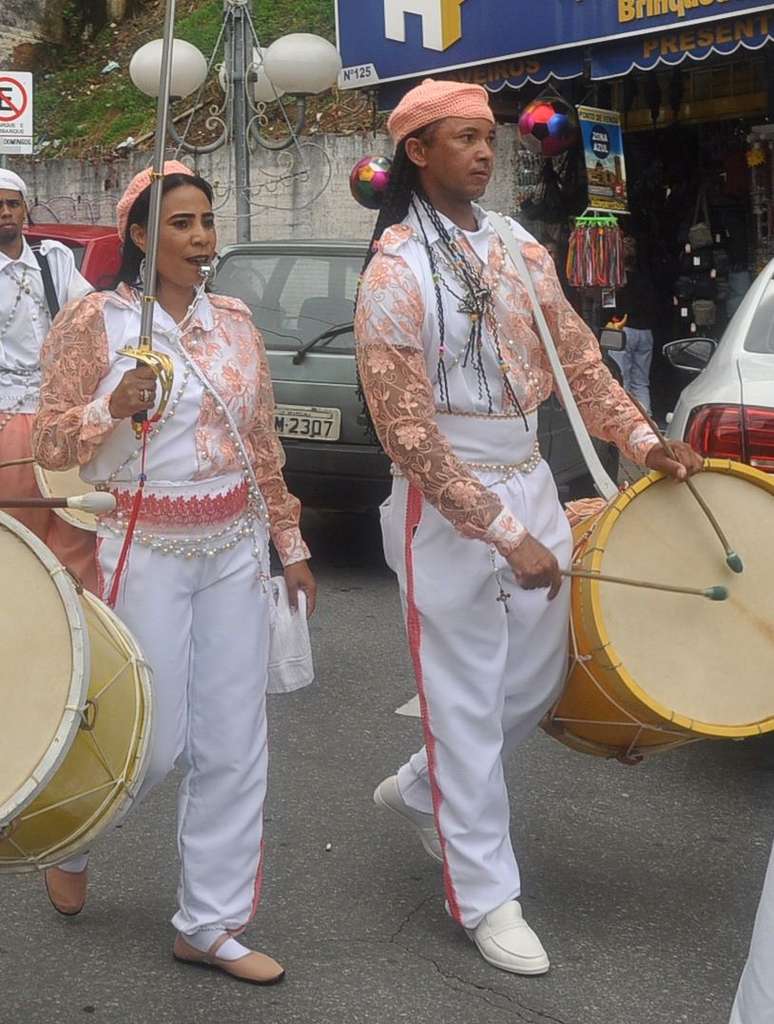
[0,72,33,155]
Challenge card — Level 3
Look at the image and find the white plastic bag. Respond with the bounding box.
[267,576,315,694]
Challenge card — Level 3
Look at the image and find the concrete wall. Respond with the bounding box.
[15,126,527,245]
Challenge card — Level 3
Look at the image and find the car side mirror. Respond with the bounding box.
[663,338,716,374]
[599,328,626,352]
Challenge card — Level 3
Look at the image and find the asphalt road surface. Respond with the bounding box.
[2,509,773,1024]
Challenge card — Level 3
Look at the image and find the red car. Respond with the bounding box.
[24,223,121,289]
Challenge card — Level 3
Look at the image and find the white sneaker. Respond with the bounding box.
[373,775,443,864]
[470,900,550,976]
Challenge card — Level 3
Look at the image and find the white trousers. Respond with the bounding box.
[382,460,572,929]
[77,531,271,938]
[730,839,774,1024]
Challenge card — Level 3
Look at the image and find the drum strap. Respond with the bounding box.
[487,211,618,502]
[30,245,61,321]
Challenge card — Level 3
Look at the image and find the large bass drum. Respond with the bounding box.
[0,512,152,871]
[544,460,774,761]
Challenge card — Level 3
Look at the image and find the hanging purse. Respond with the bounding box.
[688,189,713,250]
[692,299,716,327]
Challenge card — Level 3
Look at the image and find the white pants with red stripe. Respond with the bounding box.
[382,457,572,930]
[729,838,774,1024]
[63,528,271,940]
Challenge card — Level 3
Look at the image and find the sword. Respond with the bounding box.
[117,0,178,437]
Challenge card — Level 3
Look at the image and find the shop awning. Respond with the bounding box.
[591,9,774,79]
[375,48,585,111]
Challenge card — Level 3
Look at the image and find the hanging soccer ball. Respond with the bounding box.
[349,155,392,210]
[518,96,578,159]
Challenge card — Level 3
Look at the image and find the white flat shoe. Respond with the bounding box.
[470,900,550,976]
[373,775,443,864]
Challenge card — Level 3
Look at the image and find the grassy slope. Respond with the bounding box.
[34,0,336,157]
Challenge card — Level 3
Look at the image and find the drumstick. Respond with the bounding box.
[562,568,728,602]
[0,493,116,514]
[0,457,35,469]
[630,397,743,574]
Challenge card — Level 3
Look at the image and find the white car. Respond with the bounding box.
[664,258,774,473]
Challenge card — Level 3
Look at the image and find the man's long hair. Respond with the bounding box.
[361,125,437,277]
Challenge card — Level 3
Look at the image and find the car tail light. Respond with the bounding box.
[685,405,774,471]
[745,406,774,472]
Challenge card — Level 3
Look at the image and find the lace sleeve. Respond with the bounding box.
[247,325,310,567]
[356,253,526,555]
[33,295,116,470]
[524,243,658,465]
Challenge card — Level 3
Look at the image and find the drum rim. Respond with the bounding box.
[22,593,154,871]
[32,463,97,534]
[582,458,774,739]
[0,512,91,826]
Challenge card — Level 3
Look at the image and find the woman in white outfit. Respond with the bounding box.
[33,161,315,985]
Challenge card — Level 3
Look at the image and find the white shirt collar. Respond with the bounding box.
[115,281,215,333]
[0,237,41,274]
[405,201,492,265]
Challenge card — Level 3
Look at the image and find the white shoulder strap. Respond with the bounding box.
[487,210,618,501]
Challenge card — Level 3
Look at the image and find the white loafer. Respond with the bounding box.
[470,900,550,975]
[373,775,443,864]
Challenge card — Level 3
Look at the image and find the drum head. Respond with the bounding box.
[33,464,96,532]
[596,465,774,734]
[0,513,89,823]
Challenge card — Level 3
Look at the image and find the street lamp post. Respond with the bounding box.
[129,0,342,243]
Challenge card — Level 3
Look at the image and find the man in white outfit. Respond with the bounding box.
[355,79,702,976]
[0,169,95,588]
[729,841,774,1022]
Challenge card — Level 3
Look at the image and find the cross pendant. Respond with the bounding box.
[496,585,512,614]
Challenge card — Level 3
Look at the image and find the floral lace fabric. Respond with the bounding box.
[34,288,309,566]
[355,221,657,554]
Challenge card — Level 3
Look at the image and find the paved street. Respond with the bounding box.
[2,509,774,1024]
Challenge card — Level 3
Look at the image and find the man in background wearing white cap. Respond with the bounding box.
[0,169,95,588]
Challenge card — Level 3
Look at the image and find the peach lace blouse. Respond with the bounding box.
[33,284,308,566]
[355,209,657,555]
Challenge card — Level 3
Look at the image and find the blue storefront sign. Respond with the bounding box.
[336,0,774,89]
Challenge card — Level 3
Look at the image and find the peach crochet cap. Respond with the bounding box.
[116,159,194,241]
[387,78,494,146]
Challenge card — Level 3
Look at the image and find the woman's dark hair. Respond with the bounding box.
[111,172,213,289]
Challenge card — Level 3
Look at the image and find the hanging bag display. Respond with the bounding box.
[680,248,712,273]
[688,189,713,250]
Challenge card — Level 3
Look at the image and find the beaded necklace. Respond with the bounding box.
[412,195,527,428]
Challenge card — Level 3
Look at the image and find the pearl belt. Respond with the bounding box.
[391,440,541,482]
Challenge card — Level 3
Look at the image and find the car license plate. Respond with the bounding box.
[274,404,341,442]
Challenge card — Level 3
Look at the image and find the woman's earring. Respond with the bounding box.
[138,257,147,288]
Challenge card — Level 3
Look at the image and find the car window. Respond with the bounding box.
[69,244,86,271]
[744,279,774,354]
[214,251,363,353]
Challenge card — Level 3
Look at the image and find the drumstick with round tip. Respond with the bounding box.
[630,396,743,574]
[0,492,116,514]
[562,568,728,602]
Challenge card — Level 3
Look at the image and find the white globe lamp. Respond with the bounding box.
[129,38,208,99]
[263,34,342,96]
[218,47,285,103]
